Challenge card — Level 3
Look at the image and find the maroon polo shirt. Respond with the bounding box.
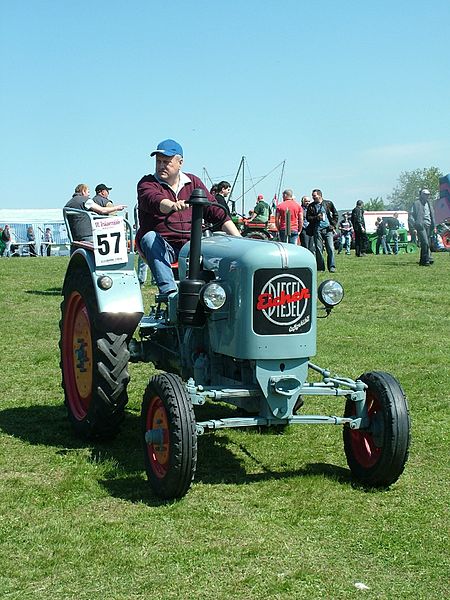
[136,172,230,249]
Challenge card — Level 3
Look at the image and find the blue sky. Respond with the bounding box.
[1,0,449,214]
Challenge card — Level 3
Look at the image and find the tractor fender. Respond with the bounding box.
[64,247,144,318]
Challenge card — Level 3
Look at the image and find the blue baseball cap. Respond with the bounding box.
[150,139,183,158]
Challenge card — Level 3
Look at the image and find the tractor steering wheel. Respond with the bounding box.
[164,199,229,235]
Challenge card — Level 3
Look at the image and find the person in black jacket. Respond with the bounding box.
[375,217,389,255]
[306,189,338,272]
[214,181,231,216]
[351,200,368,257]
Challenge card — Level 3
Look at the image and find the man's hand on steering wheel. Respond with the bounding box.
[160,198,189,214]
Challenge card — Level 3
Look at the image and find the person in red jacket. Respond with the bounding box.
[137,139,240,295]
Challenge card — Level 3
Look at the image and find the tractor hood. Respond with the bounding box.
[178,235,318,360]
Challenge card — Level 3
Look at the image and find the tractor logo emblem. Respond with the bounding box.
[253,269,312,335]
[75,338,89,372]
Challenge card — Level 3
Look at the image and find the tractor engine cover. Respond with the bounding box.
[178,235,317,360]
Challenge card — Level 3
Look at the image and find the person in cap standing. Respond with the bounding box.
[92,184,114,208]
[136,138,240,296]
[411,188,436,266]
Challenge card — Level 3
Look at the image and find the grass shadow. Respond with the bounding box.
[25,287,62,296]
[0,404,353,504]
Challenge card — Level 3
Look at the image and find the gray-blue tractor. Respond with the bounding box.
[60,190,410,499]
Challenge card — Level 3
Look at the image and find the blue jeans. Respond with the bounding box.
[386,229,398,254]
[137,255,148,285]
[376,235,389,254]
[279,230,299,244]
[314,228,335,271]
[139,231,179,294]
[339,232,351,253]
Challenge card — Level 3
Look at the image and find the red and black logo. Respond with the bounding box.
[253,268,312,335]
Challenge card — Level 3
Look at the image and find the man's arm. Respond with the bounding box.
[89,202,127,215]
[221,220,241,236]
[297,207,303,231]
[275,209,281,231]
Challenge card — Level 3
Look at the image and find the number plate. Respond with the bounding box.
[92,217,127,266]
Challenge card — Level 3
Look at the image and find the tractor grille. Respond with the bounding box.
[253,268,312,335]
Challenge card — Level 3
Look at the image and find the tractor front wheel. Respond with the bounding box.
[141,373,197,499]
[343,371,410,487]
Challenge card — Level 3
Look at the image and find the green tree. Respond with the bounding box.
[364,196,385,211]
[387,167,442,211]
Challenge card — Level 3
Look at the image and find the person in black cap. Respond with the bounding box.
[92,184,113,208]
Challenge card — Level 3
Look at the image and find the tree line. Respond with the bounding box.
[363,166,442,212]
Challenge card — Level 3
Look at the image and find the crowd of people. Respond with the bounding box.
[3,139,438,280]
[0,224,55,258]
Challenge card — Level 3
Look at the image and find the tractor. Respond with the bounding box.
[60,189,410,499]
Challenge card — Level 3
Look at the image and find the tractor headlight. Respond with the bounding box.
[200,282,227,310]
[318,280,344,308]
[97,275,113,290]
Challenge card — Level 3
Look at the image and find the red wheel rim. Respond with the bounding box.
[348,391,382,468]
[62,292,93,420]
[146,396,170,479]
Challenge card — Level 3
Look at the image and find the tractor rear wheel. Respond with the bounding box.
[243,230,270,240]
[343,371,410,487]
[60,266,131,439]
[141,373,197,499]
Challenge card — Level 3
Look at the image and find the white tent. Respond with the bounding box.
[0,208,69,255]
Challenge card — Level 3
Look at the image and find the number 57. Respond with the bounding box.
[97,232,121,255]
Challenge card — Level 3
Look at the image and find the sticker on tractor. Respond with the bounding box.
[92,217,127,266]
[253,268,312,335]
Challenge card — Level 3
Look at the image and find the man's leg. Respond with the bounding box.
[313,231,325,271]
[417,227,429,264]
[289,231,299,245]
[137,255,149,286]
[139,231,177,294]
[393,231,399,254]
[324,230,336,271]
[386,230,393,254]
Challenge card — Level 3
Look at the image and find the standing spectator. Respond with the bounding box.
[42,227,53,256]
[299,196,314,252]
[375,217,389,254]
[306,189,338,272]
[64,183,126,242]
[351,200,368,257]
[386,212,400,254]
[250,194,271,224]
[214,181,232,216]
[27,226,37,257]
[275,189,303,244]
[1,225,11,257]
[338,212,353,255]
[92,184,114,207]
[411,188,436,266]
[136,138,240,295]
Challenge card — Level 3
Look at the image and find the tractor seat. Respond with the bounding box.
[245,222,268,229]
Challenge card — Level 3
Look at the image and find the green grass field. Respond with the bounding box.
[0,251,449,599]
